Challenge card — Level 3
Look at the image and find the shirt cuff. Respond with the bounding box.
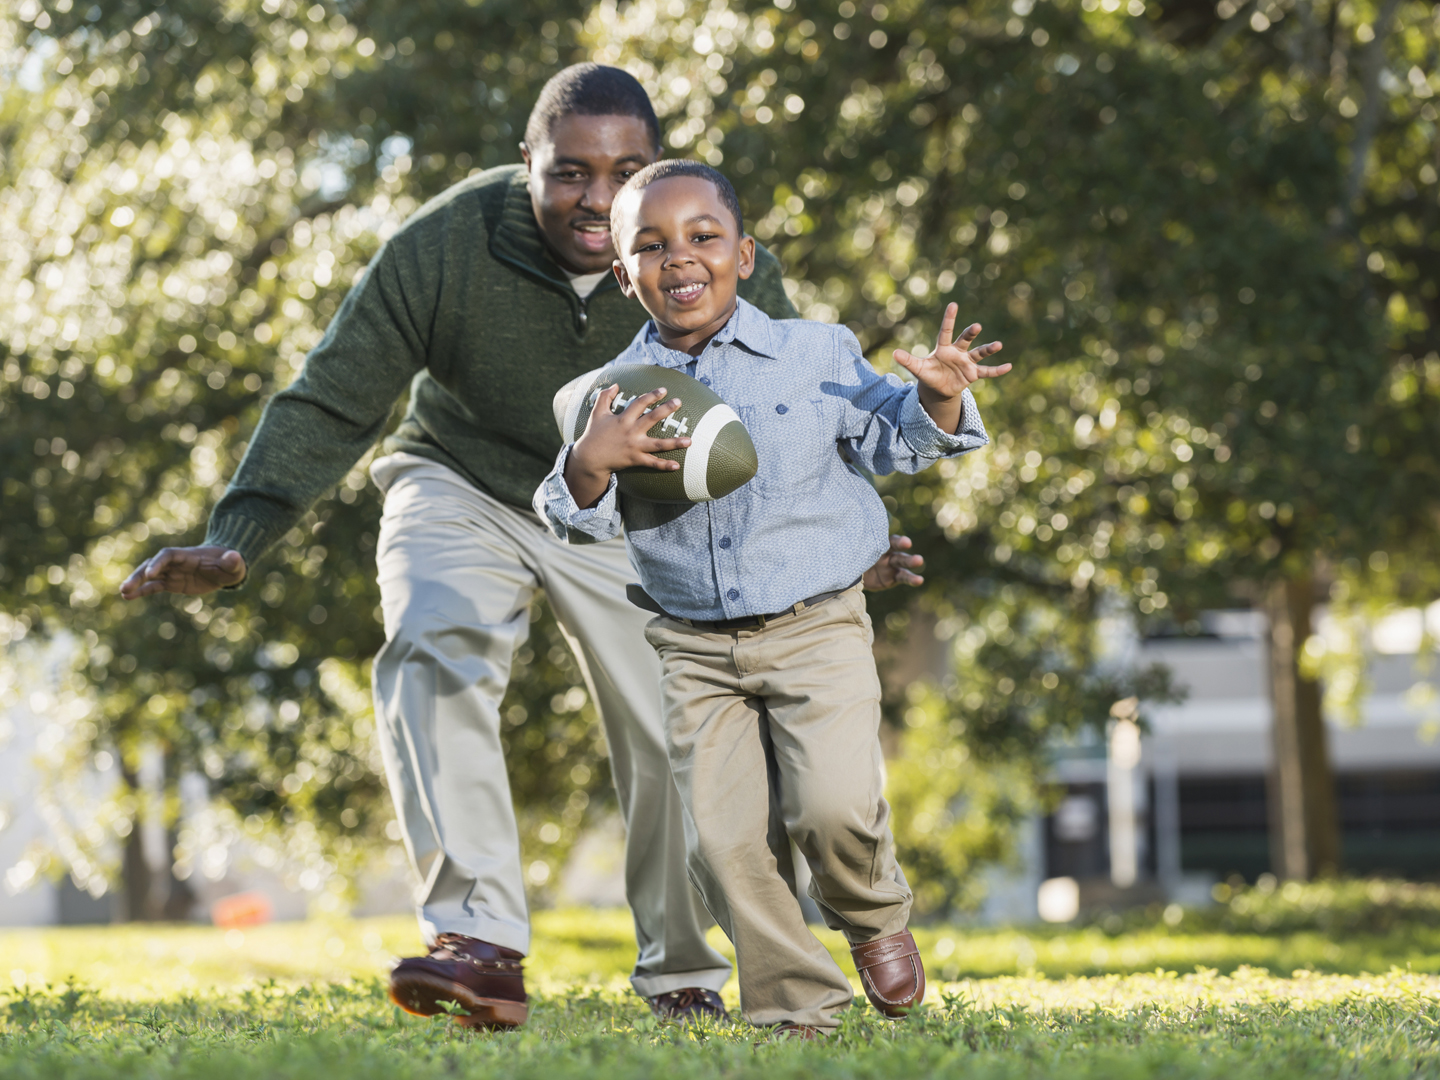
[899,385,990,458]
[533,445,622,543]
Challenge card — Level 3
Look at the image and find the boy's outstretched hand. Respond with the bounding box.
[564,384,692,509]
[893,302,1011,434]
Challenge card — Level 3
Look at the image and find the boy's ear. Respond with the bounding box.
[736,234,756,281]
[613,257,636,298]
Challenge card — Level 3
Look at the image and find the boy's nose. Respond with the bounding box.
[662,244,695,268]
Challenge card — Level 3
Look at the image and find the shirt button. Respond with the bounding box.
[775,404,788,414]
[700,377,712,386]
[726,588,740,601]
[718,536,731,548]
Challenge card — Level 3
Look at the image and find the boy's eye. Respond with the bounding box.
[692,233,716,243]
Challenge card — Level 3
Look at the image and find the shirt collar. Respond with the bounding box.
[639,297,777,368]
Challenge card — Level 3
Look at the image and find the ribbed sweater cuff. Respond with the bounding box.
[202,515,273,588]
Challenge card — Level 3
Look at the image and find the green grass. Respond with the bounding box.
[5,907,1440,1078]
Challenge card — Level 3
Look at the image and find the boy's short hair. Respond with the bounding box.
[524,64,662,152]
[611,160,745,240]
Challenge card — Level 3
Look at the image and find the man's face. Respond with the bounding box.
[612,175,756,355]
[521,114,658,275]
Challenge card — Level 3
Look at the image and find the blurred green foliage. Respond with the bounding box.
[1,0,1437,913]
[1195,876,1440,936]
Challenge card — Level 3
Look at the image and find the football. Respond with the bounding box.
[551,364,758,504]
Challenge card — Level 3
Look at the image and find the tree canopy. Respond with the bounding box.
[2,0,1436,912]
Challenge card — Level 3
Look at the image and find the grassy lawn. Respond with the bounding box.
[4,907,1440,1078]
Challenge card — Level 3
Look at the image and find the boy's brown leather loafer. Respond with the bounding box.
[850,929,925,1017]
[647,987,729,1024]
[388,933,528,1029]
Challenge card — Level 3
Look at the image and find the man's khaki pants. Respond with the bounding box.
[644,584,913,1030]
[369,453,731,996]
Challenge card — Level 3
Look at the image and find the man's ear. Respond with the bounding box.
[737,234,757,281]
[613,257,636,298]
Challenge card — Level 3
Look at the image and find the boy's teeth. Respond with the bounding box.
[669,283,703,296]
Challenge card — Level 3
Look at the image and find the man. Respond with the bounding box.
[121,64,924,1028]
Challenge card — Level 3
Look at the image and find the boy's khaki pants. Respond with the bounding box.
[644,585,913,1030]
[368,453,731,997]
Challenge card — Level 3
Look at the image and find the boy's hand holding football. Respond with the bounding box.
[893,302,1011,434]
[564,385,692,508]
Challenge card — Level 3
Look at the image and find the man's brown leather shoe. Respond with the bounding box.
[646,987,728,1024]
[389,933,528,1029]
[850,929,925,1017]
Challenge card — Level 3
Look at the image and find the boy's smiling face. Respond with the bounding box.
[612,175,756,356]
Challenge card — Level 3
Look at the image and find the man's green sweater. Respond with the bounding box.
[204,165,798,573]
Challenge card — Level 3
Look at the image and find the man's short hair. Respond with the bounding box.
[524,64,662,153]
[611,160,745,239]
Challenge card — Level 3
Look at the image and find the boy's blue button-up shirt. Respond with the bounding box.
[534,298,990,621]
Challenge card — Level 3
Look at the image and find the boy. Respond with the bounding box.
[534,161,1009,1035]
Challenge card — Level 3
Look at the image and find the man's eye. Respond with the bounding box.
[553,170,585,180]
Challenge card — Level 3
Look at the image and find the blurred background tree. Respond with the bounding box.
[0,0,609,917]
[2,0,1436,918]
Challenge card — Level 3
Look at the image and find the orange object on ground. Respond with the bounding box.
[211,891,274,928]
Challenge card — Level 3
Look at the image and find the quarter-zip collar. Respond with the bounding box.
[487,167,621,335]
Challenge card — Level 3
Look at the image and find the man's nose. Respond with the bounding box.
[579,176,619,215]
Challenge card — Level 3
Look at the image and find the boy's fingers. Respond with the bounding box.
[970,340,1003,358]
[892,348,920,373]
[644,437,692,452]
[639,387,670,406]
[625,388,674,417]
[592,384,621,416]
[937,303,958,349]
[637,454,683,471]
[975,363,1013,379]
[955,322,982,349]
[645,396,683,418]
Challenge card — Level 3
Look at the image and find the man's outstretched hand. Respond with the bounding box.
[120,546,246,599]
[862,534,925,591]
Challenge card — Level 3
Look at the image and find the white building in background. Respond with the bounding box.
[1035,607,1440,918]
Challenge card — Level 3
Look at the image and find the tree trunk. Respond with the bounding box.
[1265,575,1341,880]
[119,764,156,921]
[118,756,197,921]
